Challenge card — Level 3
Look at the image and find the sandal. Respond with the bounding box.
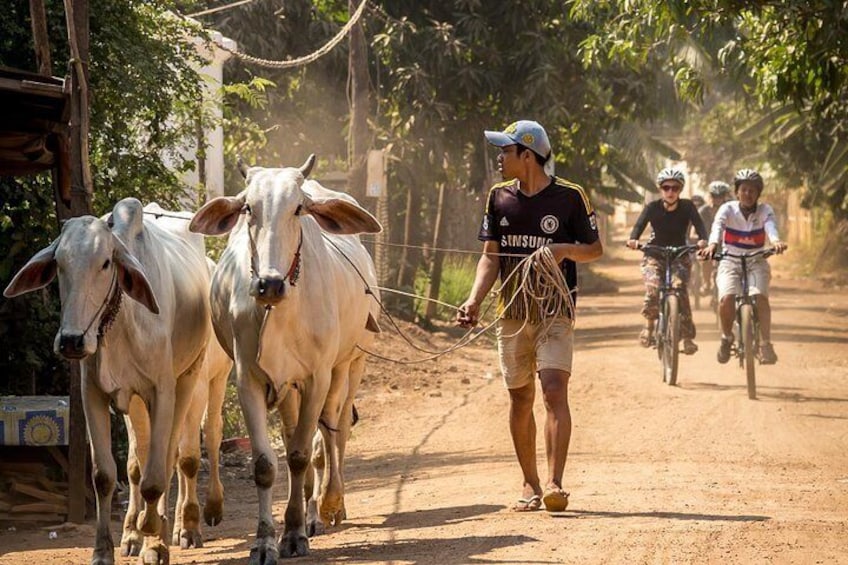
[512,495,542,512]
[639,328,654,348]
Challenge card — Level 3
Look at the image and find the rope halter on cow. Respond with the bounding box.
[81,266,122,345]
[241,203,303,291]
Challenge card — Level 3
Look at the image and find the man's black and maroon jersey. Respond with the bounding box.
[478,177,600,321]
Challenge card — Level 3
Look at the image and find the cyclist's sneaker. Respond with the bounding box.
[760,343,778,365]
[682,339,698,355]
[717,335,733,364]
[639,328,655,348]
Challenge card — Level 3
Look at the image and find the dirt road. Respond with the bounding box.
[2,245,846,564]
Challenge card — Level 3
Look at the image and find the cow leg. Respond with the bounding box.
[330,354,366,526]
[82,370,117,565]
[306,430,325,537]
[174,375,207,549]
[317,359,353,527]
[172,461,186,546]
[239,366,279,565]
[280,389,322,538]
[203,363,228,528]
[279,373,330,558]
[136,357,201,565]
[121,400,149,557]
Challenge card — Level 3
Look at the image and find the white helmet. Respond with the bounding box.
[734,168,763,190]
[708,181,731,196]
[656,167,685,186]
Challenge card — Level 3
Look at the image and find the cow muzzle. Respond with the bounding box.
[250,276,286,305]
[56,331,88,359]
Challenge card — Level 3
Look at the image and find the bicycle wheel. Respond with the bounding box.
[663,294,680,385]
[740,303,756,399]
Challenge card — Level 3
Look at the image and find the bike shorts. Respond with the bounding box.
[496,317,573,389]
[716,258,771,299]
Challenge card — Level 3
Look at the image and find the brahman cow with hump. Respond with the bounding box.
[189,154,381,561]
[4,198,212,565]
[128,203,232,551]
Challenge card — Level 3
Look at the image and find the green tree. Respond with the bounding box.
[575,0,848,268]
[0,0,220,394]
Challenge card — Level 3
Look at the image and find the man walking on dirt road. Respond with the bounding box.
[457,120,603,512]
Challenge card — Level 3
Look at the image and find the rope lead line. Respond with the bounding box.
[342,242,575,365]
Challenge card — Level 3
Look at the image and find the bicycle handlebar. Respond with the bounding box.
[714,248,776,261]
[635,243,701,258]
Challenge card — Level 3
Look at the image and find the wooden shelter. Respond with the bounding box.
[0,0,92,524]
[0,65,70,202]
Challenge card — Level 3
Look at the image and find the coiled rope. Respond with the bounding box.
[357,246,576,364]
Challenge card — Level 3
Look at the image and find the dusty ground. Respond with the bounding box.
[1,242,846,564]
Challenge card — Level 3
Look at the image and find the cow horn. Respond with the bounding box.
[237,156,249,179]
[299,154,316,178]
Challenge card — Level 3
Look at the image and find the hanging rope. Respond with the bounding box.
[217,0,368,69]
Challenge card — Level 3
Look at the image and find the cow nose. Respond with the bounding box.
[58,332,87,359]
[250,276,286,304]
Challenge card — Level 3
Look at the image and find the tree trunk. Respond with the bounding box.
[424,182,447,320]
[62,0,92,524]
[347,0,368,203]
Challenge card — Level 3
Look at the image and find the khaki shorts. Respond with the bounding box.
[716,257,771,299]
[496,317,574,389]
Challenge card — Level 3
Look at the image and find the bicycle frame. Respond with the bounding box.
[639,243,699,385]
[715,249,774,357]
[715,248,775,398]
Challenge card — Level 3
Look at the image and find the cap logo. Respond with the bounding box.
[504,122,519,134]
[521,133,535,146]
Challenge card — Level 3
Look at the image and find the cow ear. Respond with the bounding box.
[190,194,246,236]
[304,197,382,235]
[112,235,160,314]
[3,239,59,297]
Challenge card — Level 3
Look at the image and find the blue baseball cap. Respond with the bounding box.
[484,120,554,175]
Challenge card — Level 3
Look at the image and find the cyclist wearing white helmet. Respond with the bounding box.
[698,180,733,295]
[699,168,788,364]
[627,167,709,354]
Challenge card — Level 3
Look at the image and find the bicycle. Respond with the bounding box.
[713,248,775,400]
[636,243,700,386]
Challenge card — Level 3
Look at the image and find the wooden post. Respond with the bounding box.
[29,0,52,75]
[62,0,92,524]
[424,182,447,320]
[347,0,369,203]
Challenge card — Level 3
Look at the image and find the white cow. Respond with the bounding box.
[4,198,212,565]
[189,155,381,561]
[118,204,232,551]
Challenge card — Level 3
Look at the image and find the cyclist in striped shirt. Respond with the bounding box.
[700,169,788,364]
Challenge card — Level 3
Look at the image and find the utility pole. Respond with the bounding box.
[347,0,369,204]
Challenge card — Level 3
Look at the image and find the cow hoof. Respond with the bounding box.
[204,499,223,526]
[306,518,325,537]
[138,542,169,565]
[248,539,279,565]
[179,529,203,549]
[278,532,309,558]
[120,534,142,557]
[320,505,346,527]
[90,549,115,565]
